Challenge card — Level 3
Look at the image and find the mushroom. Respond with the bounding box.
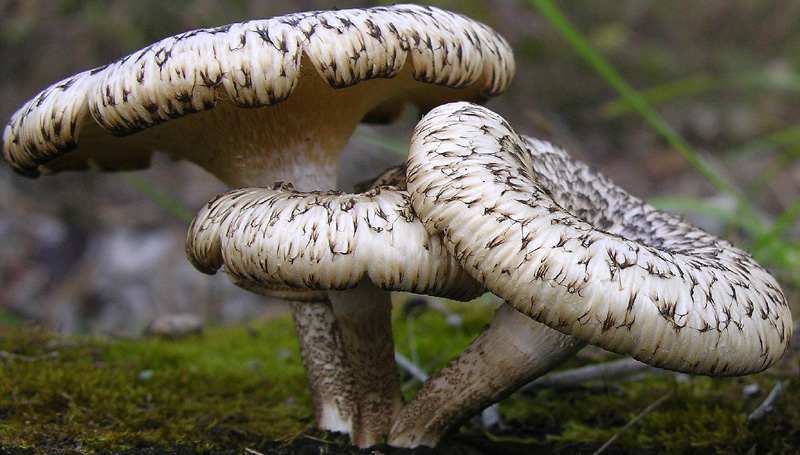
[186,182,487,445]
[395,101,791,445]
[407,101,792,376]
[1,5,514,446]
[3,4,513,187]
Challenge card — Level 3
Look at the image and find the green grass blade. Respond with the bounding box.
[759,196,800,245]
[743,146,800,200]
[728,124,800,160]
[601,72,800,119]
[525,0,738,198]
[648,196,765,237]
[601,75,716,118]
[353,128,409,157]
[122,173,196,223]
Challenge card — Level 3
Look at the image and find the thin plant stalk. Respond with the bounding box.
[601,72,800,119]
[122,173,196,223]
[526,0,736,196]
[525,0,765,236]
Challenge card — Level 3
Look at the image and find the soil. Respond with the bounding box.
[1,424,667,455]
[0,432,654,455]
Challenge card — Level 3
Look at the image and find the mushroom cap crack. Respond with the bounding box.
[407,102,791,376]
[187,183,485,301]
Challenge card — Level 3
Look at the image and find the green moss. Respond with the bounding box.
[498,354,800,454]
[0,302,492,453]
[3,307,799,454]
[0,318,311,453]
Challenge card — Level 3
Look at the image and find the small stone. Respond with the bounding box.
[445,314,463,327]
[743,383,761,396]
[138,370,154,381]
[146,313,203,339]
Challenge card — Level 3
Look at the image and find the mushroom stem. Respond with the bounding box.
[290,301,357,435]
[329,279,404,447]
[186,184,484,447]
[388,304,584,448]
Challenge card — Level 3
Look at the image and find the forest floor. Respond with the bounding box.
[1,1,799,454]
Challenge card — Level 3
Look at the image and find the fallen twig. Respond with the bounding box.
[747,380,786,421]
[523,357,656,392]
[480,403,501,428]
[592,391,673,455]
[302,434,336,444]
[0,349,59,362]
[395,351,430,383]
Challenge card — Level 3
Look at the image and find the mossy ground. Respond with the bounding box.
[0,317,309,454]
[1,1,798,454]
[2,303,799,455]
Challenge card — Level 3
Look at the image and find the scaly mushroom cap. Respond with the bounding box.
[407,102,791,376]
[2,4,514,188]
[186,182,485,301]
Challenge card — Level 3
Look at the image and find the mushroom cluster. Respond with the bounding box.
[3,4,514,447]
[3,3,792,450]
[185,101,791,447]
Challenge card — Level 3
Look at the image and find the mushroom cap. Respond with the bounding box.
[186,182,485,301]
[2,4,514,188]
[406,101,792,376]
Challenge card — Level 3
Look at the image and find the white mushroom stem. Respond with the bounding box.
[407,102,791,377]
[329,280,402,447]
[289,300,357,434]
[232,275,362,437]
[221,177,363,438]
[186,183,485,445]
[388,304,584,447]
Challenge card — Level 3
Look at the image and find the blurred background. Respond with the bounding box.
[1,0,798,336]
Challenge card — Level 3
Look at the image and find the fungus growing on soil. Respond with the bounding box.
[186,182,488,446]
[388,101,792,447]
[1,5,514,446]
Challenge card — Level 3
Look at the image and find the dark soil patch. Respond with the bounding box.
[1,429,657,455]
